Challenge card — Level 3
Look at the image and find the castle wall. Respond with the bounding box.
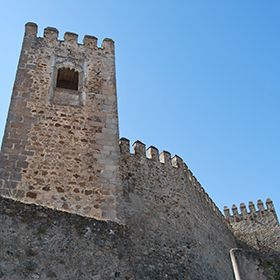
[224,200,280,253]
[119,138,237,280]
[0,196,132,280]
[230,249,280,280]
[1,23,280,279]
[0,23,121,220]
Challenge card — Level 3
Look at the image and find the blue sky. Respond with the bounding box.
[0,1,279,216]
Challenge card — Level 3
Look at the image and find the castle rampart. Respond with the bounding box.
[120,137,231,230]
[224,200,280,253]
[0,196,132,280]
[0,23,279,279]
[119,137,237,279]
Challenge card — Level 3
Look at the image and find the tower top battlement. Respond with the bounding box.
[24,22,114,50]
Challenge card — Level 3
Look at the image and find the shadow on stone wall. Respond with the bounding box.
[0,196,131,280]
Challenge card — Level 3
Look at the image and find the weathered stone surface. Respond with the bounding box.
[0,196,131,280]
[225,200,280,253]
[231,249,280,280]
[0,23,280,280]
[120,140,237,279]
[0,22,121,221]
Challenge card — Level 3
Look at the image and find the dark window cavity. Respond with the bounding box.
[56,68,79,90]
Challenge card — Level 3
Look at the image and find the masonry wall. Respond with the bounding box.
[0,196,132,280]
[231,249,280,280]
[119,138,237,280]
[0,190,238,280]
[1,138,239,280]
[0,23,121,220]
[224,200,280,253]
[2,22,280,280]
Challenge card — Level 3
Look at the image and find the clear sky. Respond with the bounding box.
[0,1,279,216]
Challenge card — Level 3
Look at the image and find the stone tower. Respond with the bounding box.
[0,22,121,220]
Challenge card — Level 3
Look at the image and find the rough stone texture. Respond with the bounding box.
[0,23,121,221]
[232,249,280,280]
[120,139,237,280]
[224,200,280,253]
[0,23,280,279]
[0,196,132,280]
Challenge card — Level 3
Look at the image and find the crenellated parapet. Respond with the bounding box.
[224,199,280,252]
[120,138,186,169]
[2,23,279,279]
[223,199,278,224]
[119,137,231,230]
[24,22,114,51]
